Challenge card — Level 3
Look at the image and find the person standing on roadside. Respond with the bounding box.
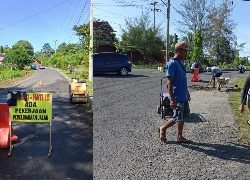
[158,41,191,143]
[239,74,250,125]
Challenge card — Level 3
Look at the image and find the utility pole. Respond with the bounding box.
[166,0,170,62]
[150,1,160,31]
[89,0,93,81]
[54,40,57,53]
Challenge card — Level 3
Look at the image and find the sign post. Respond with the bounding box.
[8,92,52,157]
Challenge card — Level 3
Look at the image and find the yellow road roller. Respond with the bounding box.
[69,78,88,104]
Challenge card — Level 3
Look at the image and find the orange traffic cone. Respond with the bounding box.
[191,68,200,82]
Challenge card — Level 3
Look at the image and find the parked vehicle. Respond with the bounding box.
[93,52,132,76]
[39,65,46,69]
[31,63,36,70]
[239,64,245,74]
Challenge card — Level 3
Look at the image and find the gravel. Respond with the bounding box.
[93,69,250,180]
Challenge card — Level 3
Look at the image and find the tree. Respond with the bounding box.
[206,0,236,64]
[15,40,34,57]
[74,20,118,52]
[119,12,165,63]
[56,43,81,54]
[0,46,4,54]
[191,28,203,61]
[4,44,32,70]
[176,0,238,64]
[56,42,67,54]
[73,24,88,42]
[41,43,55,55]
[176,0,210,35]
[34,51,50,65]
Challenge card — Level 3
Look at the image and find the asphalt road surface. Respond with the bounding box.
[0,68,93,180]
[93,69,249,179]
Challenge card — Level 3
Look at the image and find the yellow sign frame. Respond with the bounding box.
[8,92,53,157]
[9,93,52,122]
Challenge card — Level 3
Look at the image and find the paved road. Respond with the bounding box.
[0,68,93,180]
[93,69,250,179]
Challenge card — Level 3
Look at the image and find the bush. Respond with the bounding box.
[0,68,25,81]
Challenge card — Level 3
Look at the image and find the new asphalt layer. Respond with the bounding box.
[94,69,250,179]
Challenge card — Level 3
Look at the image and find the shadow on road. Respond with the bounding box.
[94,73,149,78]
[179,141,250,165]
[226,87,241,92]
[187,113,207,123]
[198,80,210,83]
[0,79,93,179]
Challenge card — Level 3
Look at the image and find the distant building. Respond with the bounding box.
[94,21,116,52]
[0,56,4,64]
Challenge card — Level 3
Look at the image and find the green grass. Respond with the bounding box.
[133,63,165,69]
[0,69,34,87]
[229,77,250,145]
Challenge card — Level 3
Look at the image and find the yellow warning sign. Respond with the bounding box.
[10,93,52,122]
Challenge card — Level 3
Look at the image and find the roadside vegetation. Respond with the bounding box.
[0,66,33,87]
[132,63,163,70]
[92,0,249,70]
[229,76,250,145]
[0,23,93,96]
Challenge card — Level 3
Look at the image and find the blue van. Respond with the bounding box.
[31,63,36,70]
[93,52,132,76]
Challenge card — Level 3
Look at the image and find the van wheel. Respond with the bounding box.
[120,67,128,76]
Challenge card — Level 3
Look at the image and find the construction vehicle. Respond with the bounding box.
[69,78,89,104]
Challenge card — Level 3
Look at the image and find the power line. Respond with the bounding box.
[150,1,160,31]
[55,0,74,41]
[94,7,129,18]
[67,0,89,43]
[62,0,84,42]
[94,3,148,7]
[68,1,87,42]
[111,0,149,10]
[0,0,70,31]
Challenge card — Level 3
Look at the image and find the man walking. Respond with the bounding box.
[158,41,191,143]
[239,74,250,125]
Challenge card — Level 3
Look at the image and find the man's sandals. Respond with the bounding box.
[177,137,192,143]
[158,128,192,143]
[158,127,167,142]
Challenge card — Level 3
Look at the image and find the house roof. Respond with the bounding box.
[0,56,4,62]
[94,21,114,32]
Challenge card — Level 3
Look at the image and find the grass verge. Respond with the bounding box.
[133,63,165,69]
[0,70,34,87]
[229,77,250,145]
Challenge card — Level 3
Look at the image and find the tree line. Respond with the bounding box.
[90,0,248,68]
[0,24,89,79]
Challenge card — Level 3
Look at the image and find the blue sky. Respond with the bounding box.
[94,0,250,57]
[0,0,89,52]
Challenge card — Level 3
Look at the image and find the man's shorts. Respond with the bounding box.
[172,101,190,122]
[214,72,222,77]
